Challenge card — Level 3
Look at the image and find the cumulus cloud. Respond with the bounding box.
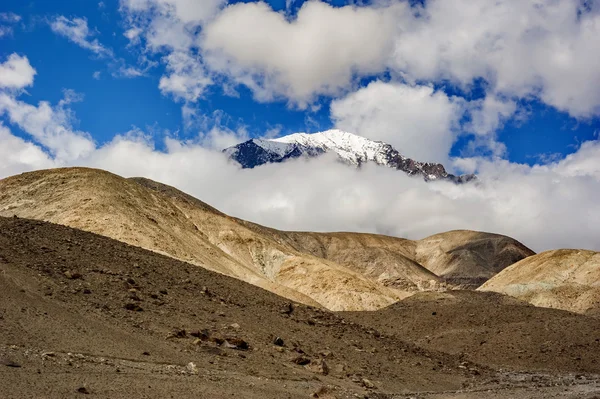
[391,0,600,118]
[121,0,225,25]
[120,0,600,119]
[330,81,464,163]
[159,51,212,101]
[50,16,114,58]
[0,12,21,37]
[0,92,95,162]
[0,122,56,177]
[201,1,398,107]
[0,54,36,90]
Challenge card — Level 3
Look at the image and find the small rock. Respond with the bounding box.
[124,303,143,312]
[280,303,294,315]
[361,378,375,389]
[159,289,168,295]
[82,289,91,295]
[142,352,150,356]
[311,385,334,398]
[225,338,249,350]
[186,362,198,374]
[190,330,210,340]
[167,329,187,339]
[41,352,56,358]
[76,387,89,394]
[210,336,225,346]
[0,358,21,368]
[126,278,136,286]
[229,323,240,330]
[307,359,329,375]
[64,271,82,280]
[273,337,284,346]
[292,356,311,366]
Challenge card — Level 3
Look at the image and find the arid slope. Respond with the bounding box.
[479,249,600,315]
[416,230,535,287]
[1,217,598,398]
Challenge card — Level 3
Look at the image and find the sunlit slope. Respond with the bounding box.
[480,249,600,315]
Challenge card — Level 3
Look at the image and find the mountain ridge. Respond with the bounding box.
[224,129,476,182]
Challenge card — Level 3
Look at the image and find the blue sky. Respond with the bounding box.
[1,0,332,149]
[1,0,598,166]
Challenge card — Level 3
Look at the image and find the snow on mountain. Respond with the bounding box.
[224,129,475,183]
[271,130,395,166]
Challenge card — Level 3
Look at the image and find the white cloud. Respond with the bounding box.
[92,71,101,80]
[123,27,142,45]
[0,26,13,38]
[390,0,600,118]
[553,140,600,180]
[0,13,21,23]
[158,51,212,101]
[120,0,225,52]
[0,54,36,90]
[201,1,398,107]
[121,0,225,24]
[0,93,95,162]
[116,66,145,78]
[0,123,56,177]
[118,0,600,124]
[331,81,464,163]
[50,17,148,80]
[0,13,20,38]
[50,16,113,58]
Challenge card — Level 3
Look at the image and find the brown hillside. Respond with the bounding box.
[1,217,598,398]
[479,249,600,315]
[415,230,536,287]
[343,289,600,375]
[0,168,532,310]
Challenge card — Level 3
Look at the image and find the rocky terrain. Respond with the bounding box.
[2,216,600,398]
[224,129,476,183]
[0,168,531,311]
[479,249,600,315]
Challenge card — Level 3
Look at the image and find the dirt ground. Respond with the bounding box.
[1,216,599,398]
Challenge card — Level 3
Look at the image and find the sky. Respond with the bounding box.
[0,0,599,252]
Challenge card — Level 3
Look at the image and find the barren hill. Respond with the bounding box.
[416,230,535,287]
[479,249,600,315]
[344,290,600,374]
[0,168,532,310]
[1,216,599,398]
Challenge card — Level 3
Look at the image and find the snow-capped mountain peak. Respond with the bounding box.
[270,129,395,166]
[223,130,475,183]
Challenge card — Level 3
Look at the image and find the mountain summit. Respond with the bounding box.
[224,129,475,182]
